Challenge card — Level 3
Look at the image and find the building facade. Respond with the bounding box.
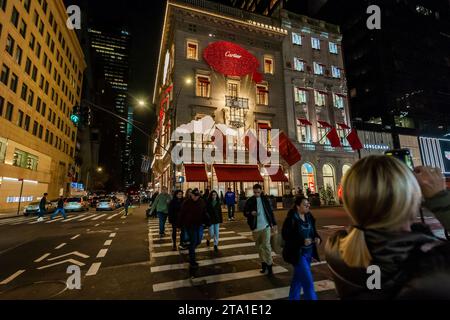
[151,0,357,198]
[0,0,86,211]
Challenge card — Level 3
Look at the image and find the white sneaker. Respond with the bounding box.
[37,217,44,222]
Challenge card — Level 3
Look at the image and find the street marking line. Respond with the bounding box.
[152,236,246,248]
[86,262,102,276]
[109,233,116,238]
[46,216,69,224]
[97,248,108,258]
[152,266,288,292]
[104,240,113,246]
[152,242,256,258]
[62,214,87,222]
[95,224,100,227]
[322,225,345,229]
[37,259,85,270]
[107,212,122,220]
[34,253,51,263]
[47,251,89,261]
[55,243,67,250]
[92,214,107,221]
[220,280,336,300]
[28,219,46,225]
[152,231,235,240]
[78,214,97,221]
[150,253,277,273]
[0,270,26,285]
[70,234,81,240]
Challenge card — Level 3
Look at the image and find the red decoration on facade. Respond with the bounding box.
[326,128,343,148]
[203,41,263,83]
[346,129,363,150]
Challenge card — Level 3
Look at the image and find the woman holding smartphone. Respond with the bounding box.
[282,196,321,300]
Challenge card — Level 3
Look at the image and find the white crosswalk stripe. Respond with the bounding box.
[152,236,246,248]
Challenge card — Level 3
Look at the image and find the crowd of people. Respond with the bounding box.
[146,155,450,299]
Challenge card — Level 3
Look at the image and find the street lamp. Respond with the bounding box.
[97,167,103,173]
[137,99,146,107]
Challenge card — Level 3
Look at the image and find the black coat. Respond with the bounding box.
[178,198,210,228]
[207,199,223,225]
[243,195,277,231]
[325,223,450,299]
[168,198,183,225]
[281,209,321,265]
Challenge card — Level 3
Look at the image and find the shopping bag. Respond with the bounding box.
[271,232,284,255]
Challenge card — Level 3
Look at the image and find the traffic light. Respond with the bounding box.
[71,105,81,126]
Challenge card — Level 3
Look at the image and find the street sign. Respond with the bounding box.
[178,176,185,183]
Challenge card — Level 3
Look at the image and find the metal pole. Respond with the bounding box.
[17,179,24,216]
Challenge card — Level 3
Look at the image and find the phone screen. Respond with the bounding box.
[385,149,414,170]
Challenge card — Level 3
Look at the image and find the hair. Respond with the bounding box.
[253,184,262,190]
[293,196,307,208]
[334,155,422,268]
[208,190,218,201]
[44,193,48,196]
[173,189,183,197]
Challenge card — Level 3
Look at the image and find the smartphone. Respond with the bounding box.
[385,149,414,171]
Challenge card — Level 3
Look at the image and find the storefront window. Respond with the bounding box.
[301,163,316,193]
[323,164,336,194]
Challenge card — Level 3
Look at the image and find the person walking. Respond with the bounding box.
[178,189,193,250]
[206,190,223,252]
[178,188,209,272]
[148,191,159,218]
[325,156,450,299]
[244,184,277,275]
[150,186,171,237]
[50,196,67,220]
[282,196,321,300]
[225,188,236,221]
[37,193,48,222]
[168,190,184,251]
[124,194,132,216]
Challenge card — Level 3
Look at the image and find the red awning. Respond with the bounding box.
[258,123,271,130]
[318,120,332,128]
[184,164,208,182]
[337,123,350,129]
[213,164,263,182]
[298,118,312,126]
[266,166,289,182]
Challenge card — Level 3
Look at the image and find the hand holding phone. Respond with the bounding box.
[414,166,446,199]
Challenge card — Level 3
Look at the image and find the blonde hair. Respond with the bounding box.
[338,155,421,268]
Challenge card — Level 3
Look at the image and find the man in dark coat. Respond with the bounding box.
[37,193,48,222]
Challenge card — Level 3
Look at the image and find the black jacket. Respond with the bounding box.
[178,198,210,228]
[39,197,47,211]
[325,223,450,299]
[282,209,321,265]
[243,195,276,231]
[168,198,183,225]
[207,199,223,225]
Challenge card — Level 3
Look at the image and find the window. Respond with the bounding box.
[256,84,269,105]
[293,57,305,72]
[331,66,341,78]
[186,41,198,60]
[12,149,39,171]
[6,34,14,55]
[297,120,311,143]
[19,19,27,38]
[292,32,302,45]
[313,62,325,75]
[329,42,338,54]
[264,56,274,74]
[24,115,30,131]
[41,102,46,116]
[11,7,19,28]
[227,81,239,98]
[0,96,4,116]
[257,122,272,148]
[25,58,31,74]
[29,33,35,50]
[21,83,27,100]
[17,109,24,127]
[38,125,43,139]
[31,66,37,81]
[311,37,321,50]
[1,64,10,85]
[35,43,41,58]
[294,87,308,104]
[27,90,34,106]
[9,73,18,92]
[5,102,13,121]
[32,121,38,135]
[1,0,7,11]
[314,90,327,106]
[14,45,22,65]
[23,0,31,12]
[193,75,209,97]
[333,94,345,109]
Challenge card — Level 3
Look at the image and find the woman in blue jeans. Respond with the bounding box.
[282,196,322,300]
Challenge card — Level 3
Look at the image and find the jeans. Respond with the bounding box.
[171,223,178,246]
[253,227,273,265]
[288,249,317,300]
[157,212,168,235]
[209,224,220,246]
[50,208,66,220]
[38,209,46,218]
[227,204,235,219]
[186,226,202,265]
[125,206,129,215]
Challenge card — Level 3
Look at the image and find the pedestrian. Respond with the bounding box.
[282,196,321,300]
[225,188,236,221]
[244,184,277,275]
[220,191,224,204]
[178,188,210,273]
[203,188,210,200]
[150,186,171,237]
[325,156,450,299]
[168,190,184,251]
[306,187,312,198]
[50,195,67,220]
[37,192,48,222]
[206,190,223,253]
[124,194,132,216]
[178,188,193,250]
[147,191,159,218]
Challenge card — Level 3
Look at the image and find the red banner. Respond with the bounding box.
[346,129,363,150]
[278,132,302,166]
[326,128,342,148]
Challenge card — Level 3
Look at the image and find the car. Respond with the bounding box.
[64,197,89,212]
[96,198,116,211]
[89,196,100,208]
[23,201,56,216]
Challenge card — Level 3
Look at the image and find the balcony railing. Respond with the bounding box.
[225,96,249,109]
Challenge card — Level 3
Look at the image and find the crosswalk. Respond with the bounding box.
[0,210,126,227]
[147,218,336,300]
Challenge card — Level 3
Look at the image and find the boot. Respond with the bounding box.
[267,264,273,276]
[260,262,267,274]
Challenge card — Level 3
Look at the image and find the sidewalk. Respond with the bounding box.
[0,211,22,220]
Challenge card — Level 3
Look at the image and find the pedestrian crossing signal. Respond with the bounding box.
[71,106,81,125]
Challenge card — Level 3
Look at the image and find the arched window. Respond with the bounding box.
[301,163,316,193]
[323,164,336,194]
[342,164,352,178]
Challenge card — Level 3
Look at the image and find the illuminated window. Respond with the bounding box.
[227,81,239,98]
[186,40,198,60]
[294,57,305,72]
[333,93,345,109]
[292,32,302,45]
[256,84,269,105]
[13,149,39,171]
[331,66,341,78]
[195,75,210,97]
[329,42,338,54]
[258,122,271,148]
[264,56,274,74]
[311,37,321,50]
[313,62,325,75]
[297,119,311,143]
[314,90,327,106]
[294,87,308,104]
